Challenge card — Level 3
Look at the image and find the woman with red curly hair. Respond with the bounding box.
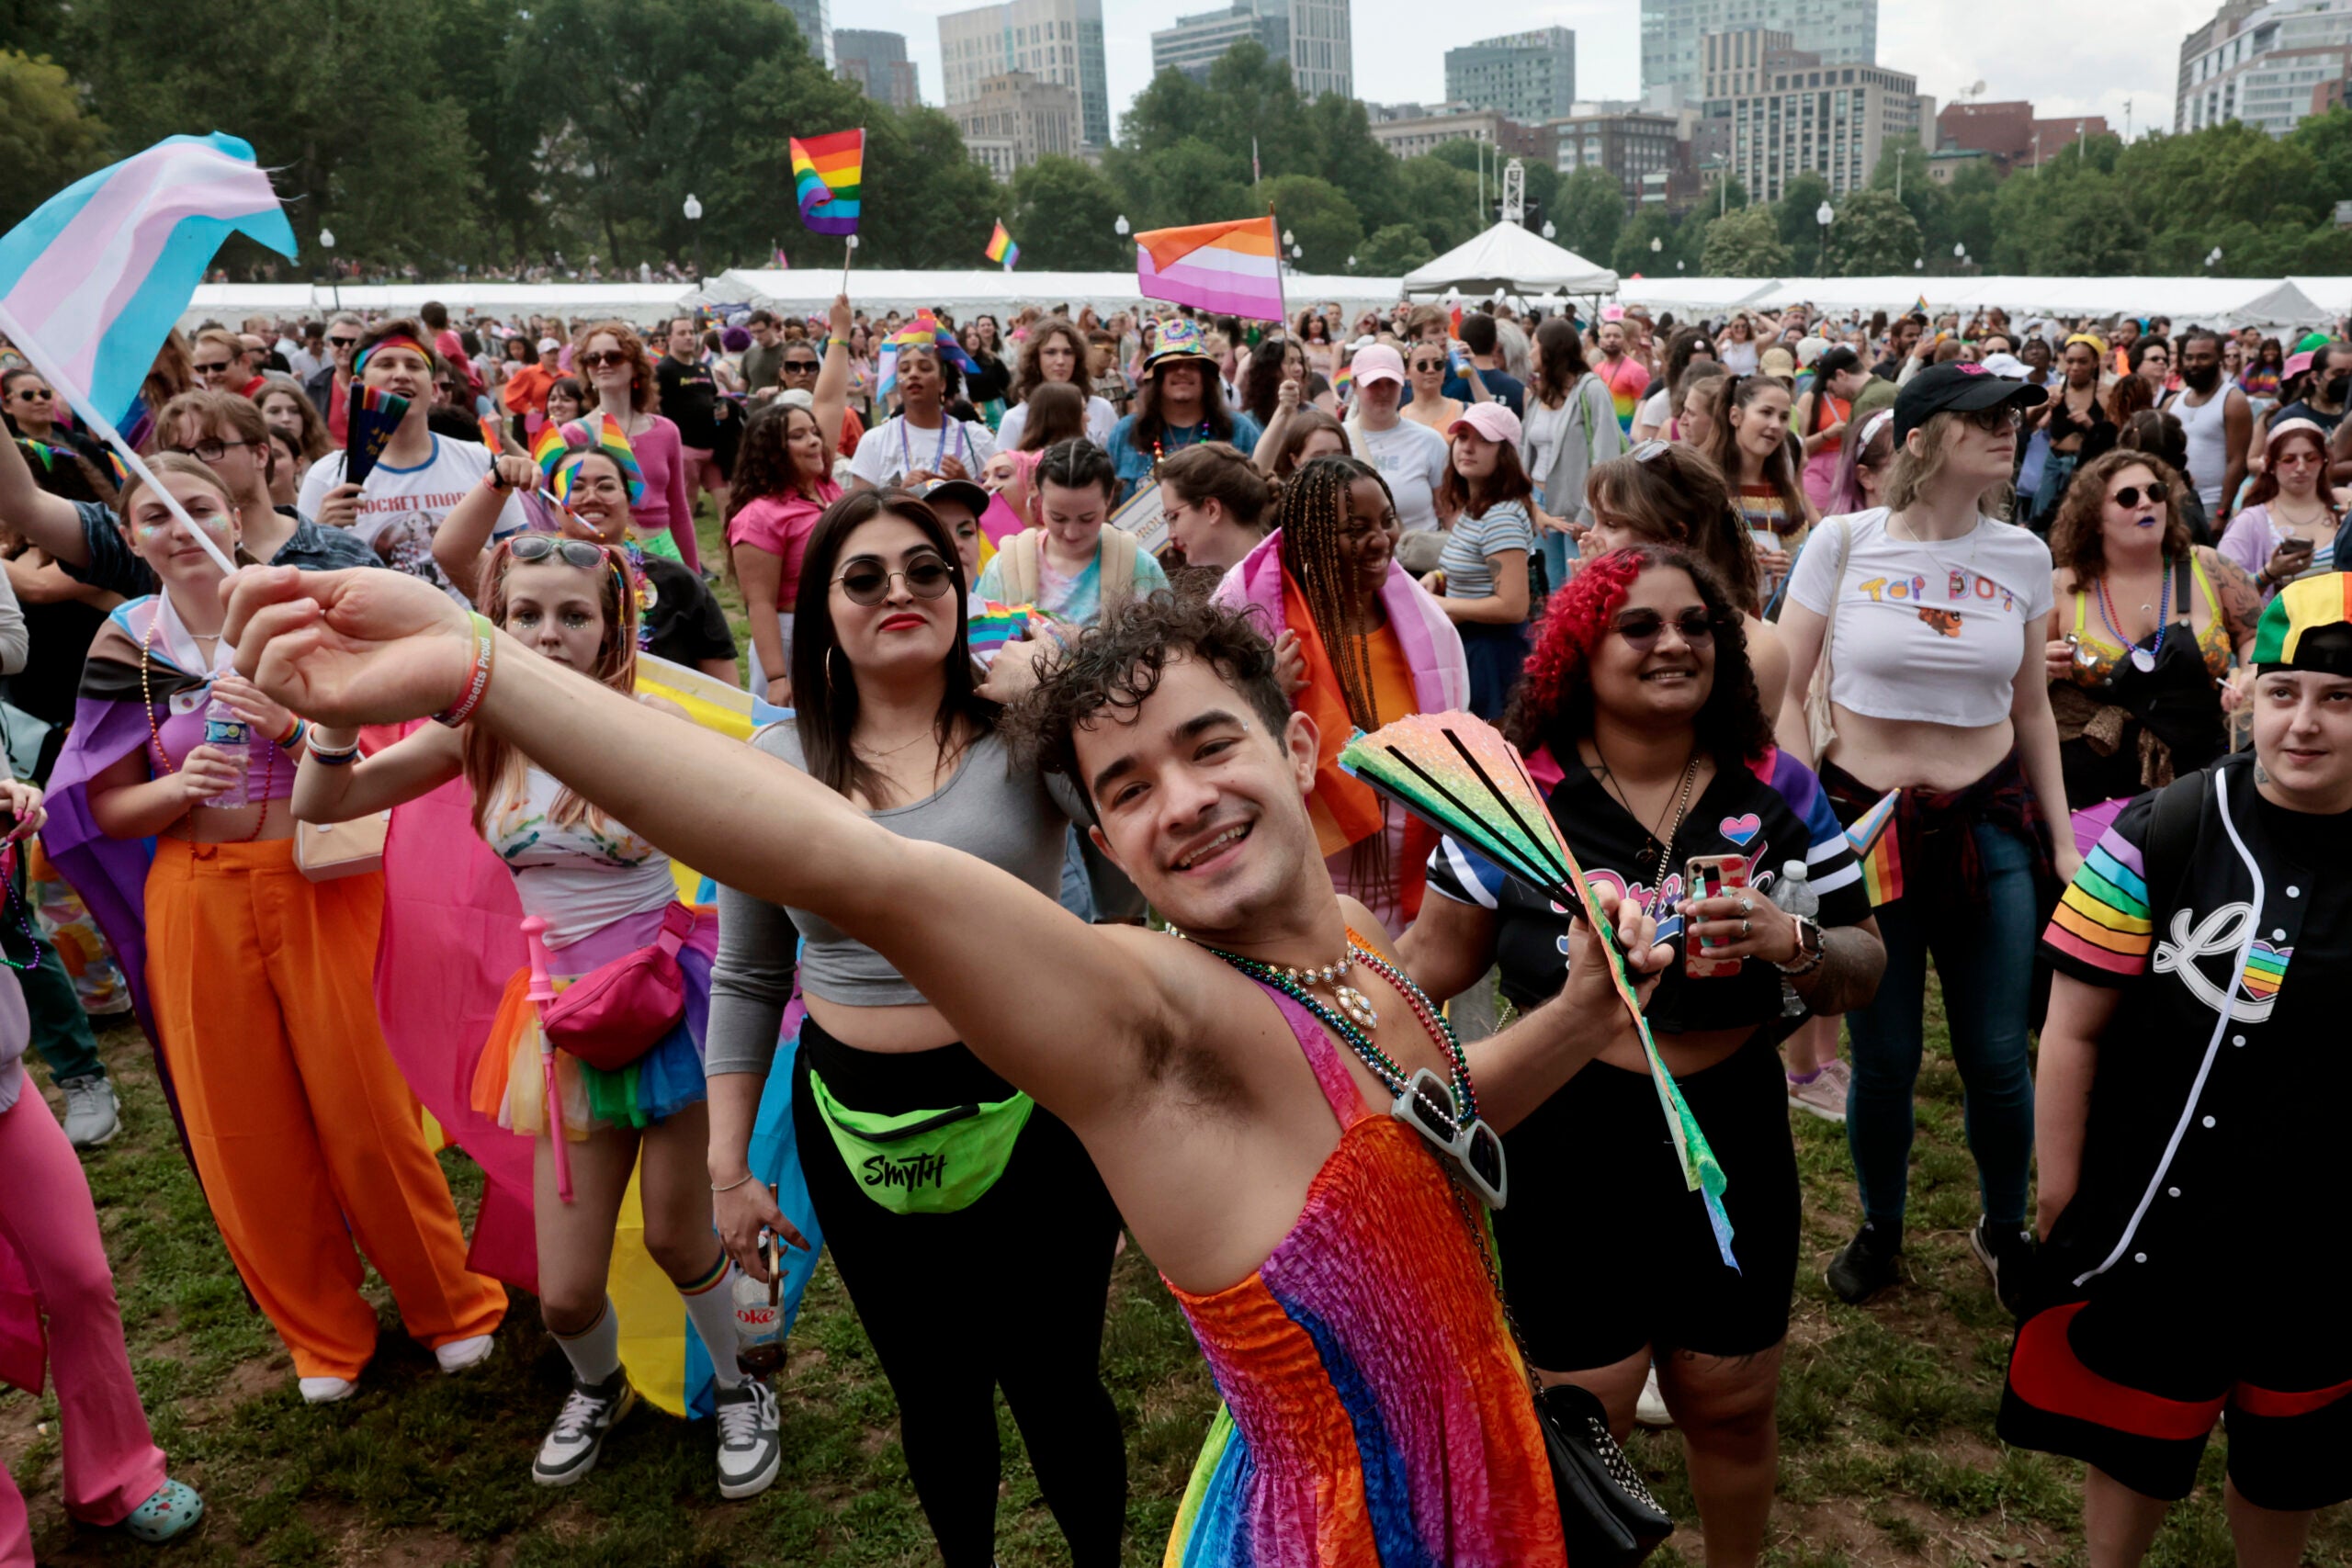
[1399,545,1884,1568]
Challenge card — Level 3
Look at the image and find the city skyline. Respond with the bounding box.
[827,0,2211,147]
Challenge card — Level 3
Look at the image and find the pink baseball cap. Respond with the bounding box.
[1448,403,1522,446]
[2284,349,2316,381]
[1351,343,1406,386]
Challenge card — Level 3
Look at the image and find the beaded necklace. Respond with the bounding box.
[2095,558,2172,674]
[139,605,272,842]
[0,850,43,971]
[1150,418,1212,467]
[1170,925,1478,1127]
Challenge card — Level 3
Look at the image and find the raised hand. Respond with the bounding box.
[222,566,476,728]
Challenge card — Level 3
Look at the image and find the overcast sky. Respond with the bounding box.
[850,0,2211,144]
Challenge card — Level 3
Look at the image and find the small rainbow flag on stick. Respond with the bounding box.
[985,220,1019,271]
[591,417,646,504]
[531,420,578,479]
[790,130,865,237]
[1843,789,1904,907]
[1135,215,1284,322]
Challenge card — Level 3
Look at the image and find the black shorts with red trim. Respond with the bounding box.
[2000,1298,2352,1509]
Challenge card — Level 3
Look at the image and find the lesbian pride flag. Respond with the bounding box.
[986,220,1019,270]
[790,129,865,236]
[1135,215,1283,322]
[0,132,296,440]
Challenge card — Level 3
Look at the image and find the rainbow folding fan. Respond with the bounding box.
[1340,709,1737,1268]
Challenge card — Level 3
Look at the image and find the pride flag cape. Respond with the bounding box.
[1135,215,1284,322]
[0,133,295,443]
[985,220,1019,270]
[790,130,865,236]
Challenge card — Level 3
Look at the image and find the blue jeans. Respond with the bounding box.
[1538,530,1576,596]
[1845,819,2038,1232]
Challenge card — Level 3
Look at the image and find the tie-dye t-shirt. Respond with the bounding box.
[1598,353,1652,434]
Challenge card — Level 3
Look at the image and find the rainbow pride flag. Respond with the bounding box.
[530,419,576,479]
[1843,788,1904,907]
[790,129,865,236]
[986,220,1019,270]
[593,417,645,503]
[966,600,1035,666]
[1135,215,1283,322]
[477,414,503,454]
[1332,362,1353,402]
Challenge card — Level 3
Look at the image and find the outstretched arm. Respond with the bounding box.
[0,427,95,566]
[225,565,1178,1127]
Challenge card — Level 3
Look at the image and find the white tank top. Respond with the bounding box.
[485,765,678,949]
[2172,385,2232,509]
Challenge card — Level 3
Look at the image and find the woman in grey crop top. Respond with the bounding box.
[706,488,1126,1566]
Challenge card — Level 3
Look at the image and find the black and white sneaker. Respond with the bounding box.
[533,1370,635,1486]
[714,1378,783,1499]
[1969,1216,2036,1318]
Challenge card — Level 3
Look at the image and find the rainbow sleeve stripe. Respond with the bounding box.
[790,129,865,236]
[2044,827,2153,978]
[986,220,1019,269]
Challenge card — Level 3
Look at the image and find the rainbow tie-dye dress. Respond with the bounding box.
[1161,983,1566,1568]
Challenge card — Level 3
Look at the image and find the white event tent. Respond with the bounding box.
[1619,275,2326,332]
[1402,222,1618,299]
[694,267,1402,321]
[178,280,699,329]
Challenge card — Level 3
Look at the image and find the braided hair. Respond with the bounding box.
[1276,452,1395,735]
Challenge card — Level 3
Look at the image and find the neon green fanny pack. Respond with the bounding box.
[807,1068,1035,1214]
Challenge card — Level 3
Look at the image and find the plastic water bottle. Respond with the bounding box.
[1772,859,1817,1019]
[733,1226,786,1377]
[201,694,253,810]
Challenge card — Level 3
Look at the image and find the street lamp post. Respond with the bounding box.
[683,193,704,281]
[319,226,338,310]
[1541,220,1556,241]
[1816,199,1834,276]
[1953,241,1968,275]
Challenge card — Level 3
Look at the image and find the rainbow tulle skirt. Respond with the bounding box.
[470,905,718,1136]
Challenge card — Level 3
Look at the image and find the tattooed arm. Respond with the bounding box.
[2204,546,2266,660]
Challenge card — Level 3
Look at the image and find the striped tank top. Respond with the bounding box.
[1160,981,1566,1568]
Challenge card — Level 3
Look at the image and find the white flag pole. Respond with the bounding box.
[0,300,241,576]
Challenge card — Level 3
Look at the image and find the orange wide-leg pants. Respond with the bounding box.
[144,837,506,1381]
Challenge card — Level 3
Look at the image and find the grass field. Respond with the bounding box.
[6,511,2347,1564]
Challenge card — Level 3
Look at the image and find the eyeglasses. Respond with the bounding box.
[2108,480,2170,508]
[1611,608,1719,650]
[832,552,955,605]
[164,438,259,463]
[328,335,359,350]
[782,359,820,374]
[578,350,628,370]
[192,359,234,376]
[10,388,50,402]
[1390,1067,1507,1209]
[1411,359,1444,374]
[1960,405,2022,434]
[510,535,611,570]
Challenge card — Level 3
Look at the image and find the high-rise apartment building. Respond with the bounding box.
[940,0,1111,148]
[1701,27,1922,200]
[1643,0,1875,96]
[835,29,922,108]
[1147,0,1351,99]
[948,70,1081,181]
[2177,0,2352,135]
[1445,28,1577,124]
[776,0,832,68]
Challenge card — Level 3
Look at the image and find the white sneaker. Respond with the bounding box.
[60,1075,120,1149]
[1788,1057,1851,1123]
[1634,1364,1673,1428]
[299,1376,356,1404]
[534,1371,635,1486]
[713,1378,783,1499]
[435,1334,495,1374]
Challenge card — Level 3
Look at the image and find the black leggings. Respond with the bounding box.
[795,1019,1126,1567]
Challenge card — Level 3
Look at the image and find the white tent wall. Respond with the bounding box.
[695,268,1405,321]
[1637,276,2324,333]
[1401,222,1618,296]
[177,281,698,329]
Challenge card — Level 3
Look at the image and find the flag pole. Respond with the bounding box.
[1269,206,1287,333]
[0,299,239,576]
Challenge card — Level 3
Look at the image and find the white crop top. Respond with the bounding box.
[486,765,679,948]
[1786,508,2053,729]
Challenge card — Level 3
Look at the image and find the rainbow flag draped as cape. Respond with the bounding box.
[790,130,865,236]
[986,220,1019,270]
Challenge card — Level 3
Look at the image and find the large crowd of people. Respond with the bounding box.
[1,287,2346,1568]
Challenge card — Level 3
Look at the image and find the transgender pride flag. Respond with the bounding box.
[1135,215,1284,322]
[0,133,296,436]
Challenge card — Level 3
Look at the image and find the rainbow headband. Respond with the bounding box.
[355,334,435,375]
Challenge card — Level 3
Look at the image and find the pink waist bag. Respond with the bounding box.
[542,902,694,1071]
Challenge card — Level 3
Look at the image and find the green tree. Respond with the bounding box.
[1775,171,1833,261]
[1008,155,1125,270]
[1108,137,1250,233]
[1702,205,1790,277]
[1357,222,1434,276]
[1553,165,1627,268]
[1826,188,1921,276]
[1306,94,1402,232]
[1610,208,1689,279]
[1204,42,1315,179]
[1262,174,1363,275]
[1120,67,1218,154]
[1392,156,1480,254]
[0,51,106,231]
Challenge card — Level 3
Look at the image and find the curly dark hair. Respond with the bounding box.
[1006,594,1292,825]
[2047,446,2196,585]
[1238,334,1304,426]
[1504,545,1775,769]
[728,400,827,524]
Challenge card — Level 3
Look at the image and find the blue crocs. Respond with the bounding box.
[120,1479,203,1544]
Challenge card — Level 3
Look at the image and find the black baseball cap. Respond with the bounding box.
[917,478,991,523]
[1893,360,2048,446]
